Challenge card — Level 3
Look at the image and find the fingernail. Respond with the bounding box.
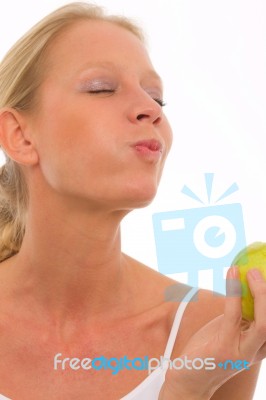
[248,269,263,281]
[226,267,242,297]
[226,278,242,297]
[230,265,239,279]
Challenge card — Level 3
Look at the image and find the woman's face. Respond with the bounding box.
[29,20,173,211]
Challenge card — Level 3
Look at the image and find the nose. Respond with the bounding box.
[127,92,163,125]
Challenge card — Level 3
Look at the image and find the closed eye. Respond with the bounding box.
[88,89,115,94]
[86,89,166,106]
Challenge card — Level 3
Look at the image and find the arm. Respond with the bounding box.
[210,362,262,400]
[159,267,266,400]
[159,363,262,400]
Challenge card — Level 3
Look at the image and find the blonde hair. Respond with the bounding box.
[0,2,144,262]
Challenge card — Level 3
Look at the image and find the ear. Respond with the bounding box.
[0,108,39,166]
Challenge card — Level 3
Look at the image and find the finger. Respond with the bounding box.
[222,266,242,339]
[244,269,266,350]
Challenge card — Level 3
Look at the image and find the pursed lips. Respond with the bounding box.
[131,139,163,153]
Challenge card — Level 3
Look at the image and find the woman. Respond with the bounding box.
[0,3,265,399]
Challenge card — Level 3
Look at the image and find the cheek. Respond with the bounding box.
[31,111,80,190]
[32,109,116,193]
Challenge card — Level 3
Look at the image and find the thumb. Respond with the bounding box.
[222,266,242,338]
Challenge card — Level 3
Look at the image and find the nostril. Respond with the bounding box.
[137,113,147,120]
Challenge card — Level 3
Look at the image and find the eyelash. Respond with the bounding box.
[154,99,166,107]
[88,90,166,107]
[88,89,114,94]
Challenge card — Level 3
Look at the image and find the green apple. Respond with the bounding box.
[231,242,266,321]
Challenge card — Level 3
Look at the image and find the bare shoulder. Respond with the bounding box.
[127,255,226,347]
[170,287,226,357]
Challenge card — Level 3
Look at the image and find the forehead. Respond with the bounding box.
[45,20,156,78]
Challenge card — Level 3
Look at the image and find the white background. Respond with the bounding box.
[0,0,265,397]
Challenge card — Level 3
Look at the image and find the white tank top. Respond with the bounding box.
[0,286,198,400]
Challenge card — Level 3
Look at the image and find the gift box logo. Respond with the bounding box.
[152,174,246,295]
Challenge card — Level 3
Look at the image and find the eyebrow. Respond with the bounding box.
[77,61,163,85]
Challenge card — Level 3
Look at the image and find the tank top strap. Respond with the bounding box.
[163,286,198,360]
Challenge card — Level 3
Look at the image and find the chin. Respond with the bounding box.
[122,181,158,209]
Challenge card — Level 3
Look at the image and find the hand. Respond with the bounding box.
[159,266,266,400]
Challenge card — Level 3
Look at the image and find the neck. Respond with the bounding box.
[9,196,136,331]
